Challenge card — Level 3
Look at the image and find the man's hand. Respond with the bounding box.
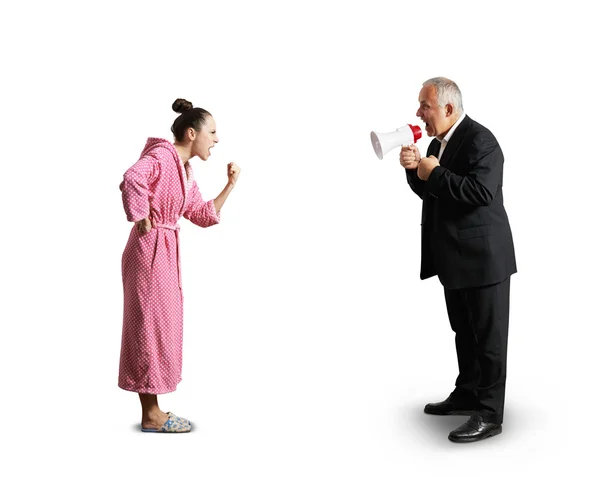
[417,155,440,181]
[400,145,421,170]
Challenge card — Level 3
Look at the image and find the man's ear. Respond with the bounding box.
[445,104,454,117]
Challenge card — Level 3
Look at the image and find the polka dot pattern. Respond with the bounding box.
[118,138,220,394]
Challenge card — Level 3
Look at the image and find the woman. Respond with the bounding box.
[118,98,240,433]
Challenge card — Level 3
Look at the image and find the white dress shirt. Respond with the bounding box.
[437,112,466,160]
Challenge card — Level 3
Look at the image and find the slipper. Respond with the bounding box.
[167,411,191,425]
[141,415,191,433]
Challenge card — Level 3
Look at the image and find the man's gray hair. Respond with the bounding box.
[423,77,464,115]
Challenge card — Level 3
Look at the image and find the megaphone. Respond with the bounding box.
[370,124,422,159]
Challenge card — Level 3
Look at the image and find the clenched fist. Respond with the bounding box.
[417,155,440,181]
[227,162,241,187]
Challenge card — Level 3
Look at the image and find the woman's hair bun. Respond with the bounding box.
[172,98,193,114]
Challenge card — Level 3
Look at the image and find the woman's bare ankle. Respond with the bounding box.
[141,409,169,429]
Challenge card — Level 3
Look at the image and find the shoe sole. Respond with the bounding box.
[448,426,502,443]
[424,409,475,416]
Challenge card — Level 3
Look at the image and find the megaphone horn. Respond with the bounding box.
[370,124,422,160]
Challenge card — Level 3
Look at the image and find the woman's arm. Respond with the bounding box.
[213,162,240,213]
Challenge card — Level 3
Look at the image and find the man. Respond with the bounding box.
[400,77,516,443]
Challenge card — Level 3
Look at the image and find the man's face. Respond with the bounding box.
[416,84,454,139]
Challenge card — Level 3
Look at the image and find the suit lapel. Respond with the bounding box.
[427,139,441,158]
[439,115,472,167]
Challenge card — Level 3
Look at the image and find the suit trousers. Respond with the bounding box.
[443,277,510,424]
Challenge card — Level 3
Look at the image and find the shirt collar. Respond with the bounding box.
[438,112,466,144]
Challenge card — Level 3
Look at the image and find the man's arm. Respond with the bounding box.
[425,131,503,206]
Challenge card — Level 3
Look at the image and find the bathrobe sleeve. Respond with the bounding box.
[120,155,160,222]
[183,181,220,228]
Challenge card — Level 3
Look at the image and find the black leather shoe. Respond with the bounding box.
[448,414,502,443]
[424,396,475,416]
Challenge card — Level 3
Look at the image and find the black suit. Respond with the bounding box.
[406,115,516,424]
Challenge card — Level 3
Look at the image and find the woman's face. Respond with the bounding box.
[191,116,218,161]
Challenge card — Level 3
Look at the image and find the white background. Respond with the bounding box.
[1,0,598,482]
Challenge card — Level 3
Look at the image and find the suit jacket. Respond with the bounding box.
[406,115,516,289]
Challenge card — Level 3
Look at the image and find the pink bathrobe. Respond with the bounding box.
[118,138,220,394]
